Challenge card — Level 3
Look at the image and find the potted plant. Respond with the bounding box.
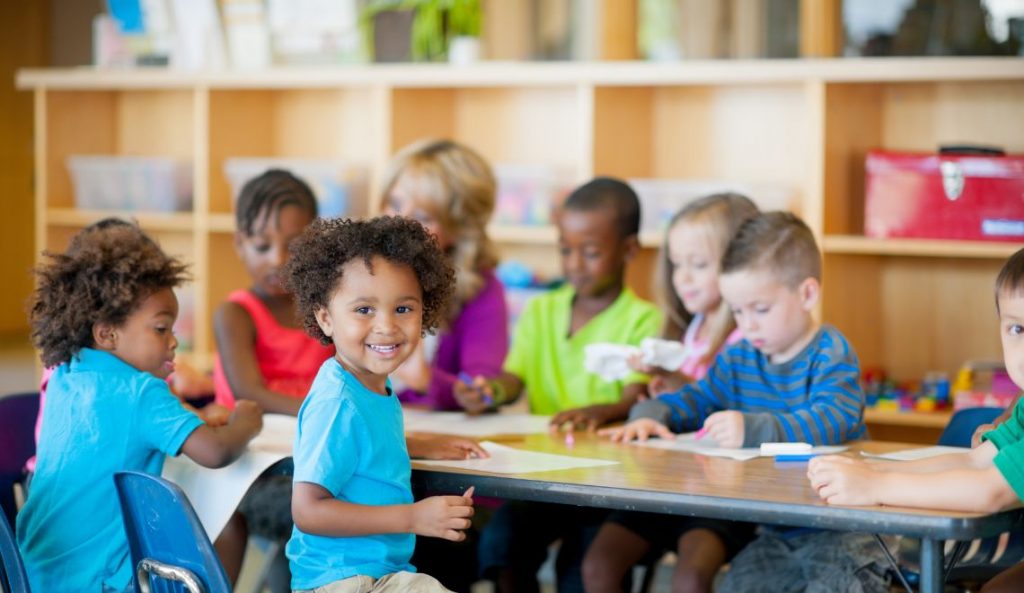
[361,0,482,62]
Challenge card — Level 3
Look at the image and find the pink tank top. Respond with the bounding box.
[213,290,335,409]
[678,314,743,380]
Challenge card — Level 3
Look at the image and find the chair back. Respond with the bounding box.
[113,471,230,593]
[0,392,40,526]
[0,509,31,593]
[937,407,1004,447]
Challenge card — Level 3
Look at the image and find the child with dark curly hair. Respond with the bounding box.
[283,216,477,593]
[16,220,264,593]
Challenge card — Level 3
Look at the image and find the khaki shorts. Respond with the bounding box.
[297,571,452,593]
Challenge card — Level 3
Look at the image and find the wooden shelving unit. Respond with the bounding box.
[18,58,1024,375]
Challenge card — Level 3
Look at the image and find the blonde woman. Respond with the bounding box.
[383,139,509,410]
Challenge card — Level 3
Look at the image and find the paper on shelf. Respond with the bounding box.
[860,446,969,462]
[403,410,552,437]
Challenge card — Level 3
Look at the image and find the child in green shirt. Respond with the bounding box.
[809,245,1024,593]
[458,177,661,593]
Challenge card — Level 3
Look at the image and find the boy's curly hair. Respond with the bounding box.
[284,216,455,345]
[30,219,190,367]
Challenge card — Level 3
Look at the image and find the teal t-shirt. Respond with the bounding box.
[287,358,415,590]
[983,397,1024,501]
[503,285,662,414]
[17,348,203,593]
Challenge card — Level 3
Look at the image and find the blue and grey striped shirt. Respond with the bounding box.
[630,325,867,447]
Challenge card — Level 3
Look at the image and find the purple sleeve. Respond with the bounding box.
[414,272,509,410]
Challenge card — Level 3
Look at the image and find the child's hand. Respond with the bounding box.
[408,434,489,460]
[411,487,475,541]
[598,418,674,442]
[702,411,744,448]
[972,423,996,448]
[453,375,494,415]
[198,403,231,427]
[807,456,879,506]
[230,400,264,434]
[626,351,654,374]
[648,371,690,397]
[170,361,215,398]
[550,404,618,433]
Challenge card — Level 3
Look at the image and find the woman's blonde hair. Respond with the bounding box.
[381,139,498,315]
[656,193,760,365]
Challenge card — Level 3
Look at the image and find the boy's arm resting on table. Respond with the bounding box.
[292,482,474,542]
[809,442,1020,512]
[630,359,733,433]
[742,352,865,446]
[550,382,647,431]
[180,400,263,468]
[214,302,303,416]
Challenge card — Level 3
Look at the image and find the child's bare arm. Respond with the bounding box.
[866,442,995,474]
[214,302,303,415]
[808,445,1018,512]
[549,383,647,431]
[180,400,263,468]
[292,482,474,541]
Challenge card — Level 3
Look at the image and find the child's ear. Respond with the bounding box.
[92,323,118,351]
[313,307,334,338]
[798,277,821,311]
[233,231,246,256]
[622,234,640,262]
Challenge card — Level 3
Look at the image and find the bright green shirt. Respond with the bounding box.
[984,397,1024,501]
[503,284,662,415]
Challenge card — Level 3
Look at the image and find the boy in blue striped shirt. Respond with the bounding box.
[593,212,885,593]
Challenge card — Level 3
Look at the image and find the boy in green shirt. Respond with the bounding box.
[808,246,1024,593]
[455,177,661,429]
[457,177,661,593]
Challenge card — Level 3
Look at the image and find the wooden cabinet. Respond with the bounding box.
[18,58,1024,374]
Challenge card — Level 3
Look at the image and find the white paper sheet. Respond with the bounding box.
[415,441,618,474]
[161,414,296,538]
[860,445,970,462]
[631,432,847,461]
[403,411,552,437]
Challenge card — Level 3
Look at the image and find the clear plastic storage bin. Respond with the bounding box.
[628,178,795,235]
[67,156,193,212]
[224,158,368,218]
[493,164,576,226]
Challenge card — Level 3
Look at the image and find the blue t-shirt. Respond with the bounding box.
[287,358,415,590]
[16,348,203,593]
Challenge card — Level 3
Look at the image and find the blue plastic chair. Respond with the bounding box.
[114,471,230,593]
[0,392,40,527]
[937,407,1003,448]
[0,507,31,593]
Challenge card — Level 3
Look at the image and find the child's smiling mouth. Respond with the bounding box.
[367,343,401,357]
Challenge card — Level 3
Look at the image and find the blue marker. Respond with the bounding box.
[459,372,494,405]
[774,454,818,463]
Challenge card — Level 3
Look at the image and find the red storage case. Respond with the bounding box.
[864,148,1024,241]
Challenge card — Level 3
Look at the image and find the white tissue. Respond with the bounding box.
[583,343,640,382]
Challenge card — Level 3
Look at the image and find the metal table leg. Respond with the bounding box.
[920,537,943,593]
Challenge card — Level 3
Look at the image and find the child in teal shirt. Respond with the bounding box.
[284,216,478,592]
[17,219,262,592]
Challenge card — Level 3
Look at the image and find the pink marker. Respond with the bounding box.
[565,431,575,447]
[694,427,708,440]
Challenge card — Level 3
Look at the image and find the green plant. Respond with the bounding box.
[361,0,481,62]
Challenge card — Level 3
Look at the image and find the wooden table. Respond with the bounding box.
[412,433,1024,593]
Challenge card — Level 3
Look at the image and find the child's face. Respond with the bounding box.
[314,256,424,393]
[558,208,632,298]
[106,288,180,379]
[668,221,722,315]
[720,267,819,363]
[998,291,1024,390]
[385,177,453,249]
[235,204,314,298]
